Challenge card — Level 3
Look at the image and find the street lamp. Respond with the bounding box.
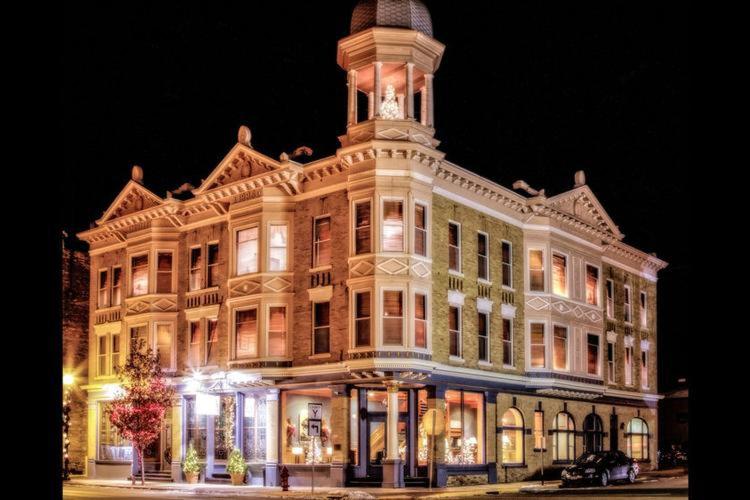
[62,373,73,480]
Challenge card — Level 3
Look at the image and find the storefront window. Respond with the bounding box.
[214,395,236,460]
[243,394,266,462]
[501,408,524,465]
[98,402,132,461]
[626,418,649,460]
[552,412,575,462]
[282,389,333,464]
[185,397,207,460]
[444,390,484,465]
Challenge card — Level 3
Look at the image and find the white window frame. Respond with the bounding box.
[584,262,601,307]
[639,291,648,329]
[97,268,109,308]
[206,241,220,288]
[552,323,569,372]
[351,288,373,349]
[312,300,331,355]
[501,317,514,368]
[586,332,602,377]
[477,231,490,283]
[380,287,405,347]
[477,310,490,363]
[501,240,513,289]
[551,250,569,298]
[111,266,122,306]
[607,340,616,383]
[623,285,633,324]
[352,198,373,256]
[448,304,463,360]
[413,202,429,258]
[153,321,176,372]
[312,215,332,269]
[155,250,174,294]
[204,317,219,366]
[527,247,546,292]
[266,303,288,358]
[189,245,203,292]
[528,320,547,370]
[129,251,150,297]
[233,306,259,360]
[605,279,615,319]
[448,220,462,275]
[96,333,109,377]
[381,197,405,253]
[267,222,289,272]
[188,318,203,367]
[234,224,260,276]
[412,289,429,351]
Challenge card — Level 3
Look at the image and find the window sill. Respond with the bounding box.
[478,360,493,367]
[308,265,332,273]
[501,285,515,292]
[449,356,465,363]
[502,364,516,370]
[477,278,492,286]
[448,270,464,278]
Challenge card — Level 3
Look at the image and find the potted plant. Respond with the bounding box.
[227,449,247,486]
[183,444,201,484]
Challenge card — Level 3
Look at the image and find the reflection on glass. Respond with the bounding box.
[370,421,385,464]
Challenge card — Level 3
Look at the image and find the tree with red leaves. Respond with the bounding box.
[106,338,174,485]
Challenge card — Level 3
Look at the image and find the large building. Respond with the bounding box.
[76,0,667,488]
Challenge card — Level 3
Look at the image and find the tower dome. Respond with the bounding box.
[350,0,433,37]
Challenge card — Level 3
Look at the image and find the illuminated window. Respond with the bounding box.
[477,232,489,281]
[624,345,633,385]
[606,279,614,319]
[501,241,512,288]
[552,253,567,296]
[130,254,149,296]
[607,341,616,383]
[626,418,649,460]
[587,334,600,376]
[269,224,288,271]
[382,290,403,345]
[586,265,599,306]
[478,311,490,362]
[242,394,266,462]
[206,319,219,365]
[236,309,258,358]
[156,252,173,293]
[449,306,461,357]
[354,201,371,255]
[268,306,287,357]
[552,412,575,461]
[112,267,122,306]
[99,402,131,461]
[313,217,332,268]
[98,269,109,308]
[189,247,203,291]
[354,291,371,347]
[640,292,648,329]
[207,243,219,287]
[414,293,427,348]
[583,414,604,453]
[382,201,404,252]
[553,325,568,371]
[530,323,546,368]
[534,411,545,450]
[529,249,544,291]
[641,350,649,389]
[448,222,461,272]
[130,325,148,353]
[156,323,173,370]
[313,302,330,354]
[189,320,202,366]
[414,204,427,256]
[236,227,259,275]
[501,408,524,465]
[624,285,632,323]
[97,335,108,376]
[502,318,513,366]
[444,390,484,464]
[185,397,207,460]
[111,333,121,373]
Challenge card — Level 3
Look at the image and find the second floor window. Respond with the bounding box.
[190,247,203,291]
[530,323,546,368]
[478,311,489,362]
[529,250,544,291]
[97,335,108,376]
[501,241,512,288]
[206,319,218,365]
[606,279,614,318]
[155,323,173,370]
[268,306,287,357]
[414,204,427,256]
[313,302,330,354]
[502,318,513,366]
[477,232,489,281]
[313,217,332,268]
[382,290,403,345]
[449,306,461,357]
[237,227,259,275]
[156,252,173,293]
[414,293,427,348]
[131,254,149,296]
[236,309,258,359]
[640,292,648,329]
[98,269,109,308]
[189,321,202,366]
[269,224,288,271]
[382,201,404,252]
[448,222,461,272]
[354,201,371,254]
[641,350,649,389]
[552,253,567,296]
[624,345,633,385]
[112,267,122,306]
[624,286,632,323]
[586,265,599,306]
[354,291,371,347]
[207,244,219,287]
[553,325,568,370]
[607,342,615,383]
[587,334,600,376]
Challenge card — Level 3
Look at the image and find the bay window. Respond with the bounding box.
[155,323,173,370]
[530,323,546,368]
[606,279,614,318]
[640,291,648,329]
[552,253,567,296]
[587,333,600,376]
[236,227,259,275]
[130,254,148,296]
[382,290,403,345]
[112,267,122,306]
[235,309,258,358]
[641,350,649,389]
[189,247,203,291]
[444,390,484,464]
[313,302,330,354]
[553,325,568,371]
[448,222,461,272]
[414,204,427,256]
[268,306,287,356]
[189,320,202,366]
[206,318,219,365]
[414,293,427,348]
[529,249,544,291]
[354,291,371,347]
[354,200,371,254]
[98,269,109,308]
[625,345,633,385]
[626,418,649,460]
[478,311,489,362]
[156,252,173,293]
[207,243,219,287]
[130,324,148,353]
[586,265,599,306]
[269,224,288,271]
[624,285,632,323]
[382,200,404,252]
[501,408,524,465]
[502,318,513,366]
[313,216,332,268]
[477,232,489,281]
[449,305,461,357]
[501,241,512,288]
[607,341,616,383]
[552,412,575,462]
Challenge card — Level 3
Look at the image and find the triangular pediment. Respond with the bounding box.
[192,143,281,195]
[96,181,164,225]
[547,185,624,240]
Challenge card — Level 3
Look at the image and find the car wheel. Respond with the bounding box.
[628,468,636,484]
[600,471,609,487]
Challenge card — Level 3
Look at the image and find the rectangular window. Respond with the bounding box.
[624,346,633,385]
[189,320,202,366]
[207,243,219,287]
[641,350,649,389]
[607,342,616,383]
[587,333,600,376]
[235,309,258,358]
[97,335,108,376]
[586,265,599,306]
[156,252,173,293]
[478,311,489,362]
[130,325,148,353]
[534,410,545,449]
[414,204,427,256]
[112,267,122,306]
[98,269,109,308]
[269,224,288,271]
[624,286,632,323]
[206,319,219,365]
[529,249,544,291]
[236,227,259,275]
[553,325,568,370]
[354,291,371,347]
[552,253,567,296]
[156,323,173,370]
[477,232,489,281]
[189,247,203,291]
[606,280,614,319]
[414,293,427,348]
[111,333,121,373]
[130,254,149,296]
[382,200,404,252]
[502,318,513,366]
[313,302,330,354]
[449,306,461,357]
[444,390,485,464]
[99,402,131,461]
[313,216,332,268]
[268,306,287,357]
[448,222,461,272]
[382,290,404,345]
[530,323,546,368]
[354,201,371,254]
[501,241,512,288]
[640,292,648,329]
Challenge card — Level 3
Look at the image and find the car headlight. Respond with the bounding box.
[584,468,596,474]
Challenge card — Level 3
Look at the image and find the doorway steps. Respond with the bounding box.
[133,470,173,482]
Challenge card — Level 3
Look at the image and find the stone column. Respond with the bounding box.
[368,92,375,119]
[420,86,427,126]
[406,63,415,119]
[428,385,447,487]
[347,70,358,127]
[397,94,405,119]
[330,385,349,487]
[265,388,280,486]
[425,73,434,128]
[373,61,383,118]
[170,396,184,482]
[382,381,403,487]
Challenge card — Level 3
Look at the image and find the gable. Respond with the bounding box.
[192,143,281,194]
[96,180,164,225]
[546,185,623,240]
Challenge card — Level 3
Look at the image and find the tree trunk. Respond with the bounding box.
[139,447,145,485]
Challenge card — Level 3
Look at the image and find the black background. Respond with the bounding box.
[61,0,688,391]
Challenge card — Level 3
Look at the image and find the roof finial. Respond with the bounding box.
[238,125,253,148]
[574,170,586,188]
[131,165,144,184]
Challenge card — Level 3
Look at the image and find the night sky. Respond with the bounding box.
[61,0,688,391]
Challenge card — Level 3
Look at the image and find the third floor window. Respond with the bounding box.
[382,201,404,252]
[313,217,332,268]
[414,204,427,257]
[236,227,259,275]
[354,201,371,255]
[552,253,568,297]
[448,222,461,272]
[477,232,489,281]
[131,254,149,296]
[269,224,288,271]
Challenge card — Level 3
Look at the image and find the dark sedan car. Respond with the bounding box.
[560,450,638,487]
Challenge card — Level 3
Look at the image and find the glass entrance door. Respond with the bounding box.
[365,390,410,479]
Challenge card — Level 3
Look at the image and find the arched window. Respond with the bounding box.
[626,418,649,460]
[552,412,575,462]
[583,413,604,453]
[501,408,524,465]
